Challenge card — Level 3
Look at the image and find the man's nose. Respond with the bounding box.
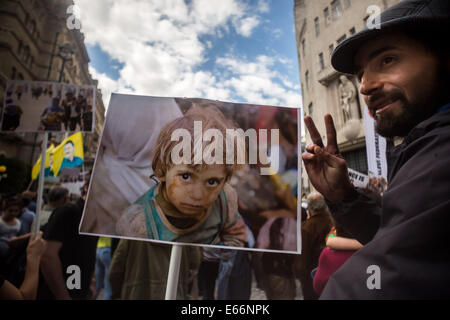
[359,70,383,97]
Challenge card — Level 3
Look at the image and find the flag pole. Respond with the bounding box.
[33,133,48,235]
[165,244,183,300]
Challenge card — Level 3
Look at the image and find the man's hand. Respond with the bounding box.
[302,114,354,202]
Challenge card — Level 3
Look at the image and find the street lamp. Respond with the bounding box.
[58,43,74,82]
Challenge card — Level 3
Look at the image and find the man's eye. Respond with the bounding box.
[180,173,191,181]
[382,56,395,65]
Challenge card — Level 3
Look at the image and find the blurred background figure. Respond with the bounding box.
[313,223,363,295]
[94,237,112,300]
[293,192,333,300]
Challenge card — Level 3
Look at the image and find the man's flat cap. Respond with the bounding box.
[331,0,450,74]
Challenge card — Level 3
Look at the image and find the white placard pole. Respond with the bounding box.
[165,244,182,300]
[33,133,48,235]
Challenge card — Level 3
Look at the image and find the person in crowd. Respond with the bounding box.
[313,223,363,295]
[38,186,97,300]
[68,95,82,131]
[61,91,74,131]
[31,187,68,234]
[18,197,35,235]
[216,221,255,300]
[94,237,112,300]
[0,232,46,300]
[82,104,93,132]
[40,97,65,131]
[260,218,297,300]
[21,191,36,214]
[0,195,23,258]
[1,98,23,131]
[109,240,201,300]
[302,0,450,298]
[197,247,224,300]
[293,193,333,300]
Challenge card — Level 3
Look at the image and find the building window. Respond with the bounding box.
[301,39,306,57]
[11,67,17,80]
[22,46,30,64]
[305,71,310,90]
[324,7,330,26]
[337,34,347,45]
[308,103,313,117]
[18,41,23,55]
[329,44,334,57]
[331,0,343,20]
[349,27,356,35]
[344,0,351,9]
[342,147,368,174]
[18,73,24,80]
[319,52,325,70]
[314,17,320,37]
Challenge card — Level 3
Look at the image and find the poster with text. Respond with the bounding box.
[80,94,301,253]
[363,106,388,194]
[1,80,95,133]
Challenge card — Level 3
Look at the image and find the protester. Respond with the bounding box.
[197,247,223,300]
[0,232,46,300]
[1,98,23,131]
[313,223,363,295]
[109,240,201,300]
[18,197,35,235]
[30,187,68,234]
[216,222,255,300]
[260,218,297,300]
[293,193,333,300]
[302,0,450,298]
[0,196,22,240]
[94,237,112,300]
[38,186,97,300]
[40,97,65,131]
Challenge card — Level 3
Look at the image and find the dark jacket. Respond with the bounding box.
[321,109,450,299]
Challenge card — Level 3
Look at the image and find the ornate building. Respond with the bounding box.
[294,0,400,192]
[0,0,105,171]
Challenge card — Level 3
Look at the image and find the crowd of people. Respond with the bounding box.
[40,91,93,132]
[0,179,357,300]
[1,0,449,301]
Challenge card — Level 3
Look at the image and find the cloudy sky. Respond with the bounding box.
[73,0,301,109]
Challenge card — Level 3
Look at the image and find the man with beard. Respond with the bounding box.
[302,0,450,299]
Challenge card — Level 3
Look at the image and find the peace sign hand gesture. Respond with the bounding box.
[302,114,355,203]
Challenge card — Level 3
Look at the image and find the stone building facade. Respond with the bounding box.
[0,0,105,171]
[294,0,400,192]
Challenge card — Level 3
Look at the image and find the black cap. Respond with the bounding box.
[331,0,450,74]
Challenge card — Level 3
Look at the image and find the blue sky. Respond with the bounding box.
[75,0,301,109]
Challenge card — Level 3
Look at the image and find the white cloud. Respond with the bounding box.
[233,16,261,37]
[217,55,302,107]
[74,0,300,110]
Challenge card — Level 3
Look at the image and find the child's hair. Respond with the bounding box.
[152,102,244,180]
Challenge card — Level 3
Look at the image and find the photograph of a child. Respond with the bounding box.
[80,94,300,253]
